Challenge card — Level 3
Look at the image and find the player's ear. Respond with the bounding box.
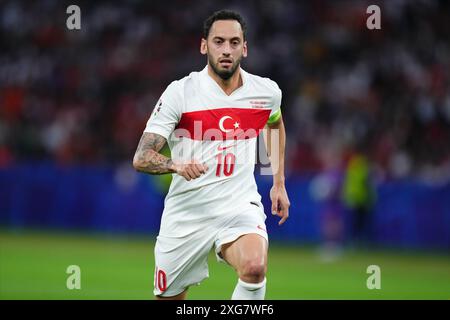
[200,38,207,55]
[242,40,248,58]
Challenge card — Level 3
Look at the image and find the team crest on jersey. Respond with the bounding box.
[218,115,241,133]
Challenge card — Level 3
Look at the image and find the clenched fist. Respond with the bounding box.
[172,159,208,181]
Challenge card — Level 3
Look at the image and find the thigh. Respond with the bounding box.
[220,233,268,272]
[215,202,269,269]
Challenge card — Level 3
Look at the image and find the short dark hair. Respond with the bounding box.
[203,10,247,40]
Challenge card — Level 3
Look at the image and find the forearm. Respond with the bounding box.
[265,117,290,225]
[133,149,175,175]
[265,117,286,186]
[133,132,175,175]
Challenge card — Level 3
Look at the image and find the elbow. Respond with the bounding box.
[132,156,143,172]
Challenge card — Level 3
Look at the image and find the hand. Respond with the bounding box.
[270,184,290,225]
[172,159,208,181]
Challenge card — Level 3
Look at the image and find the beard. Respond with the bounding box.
[208,53,242,80]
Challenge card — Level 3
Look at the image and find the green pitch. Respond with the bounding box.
[0,229,449,299]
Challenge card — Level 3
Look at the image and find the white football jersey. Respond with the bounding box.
[144,66,281,237]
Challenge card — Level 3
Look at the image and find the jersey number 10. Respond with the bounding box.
[215,153,236,177]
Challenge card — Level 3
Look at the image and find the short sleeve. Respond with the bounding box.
[267,81,282,125]
[144,81,183,139]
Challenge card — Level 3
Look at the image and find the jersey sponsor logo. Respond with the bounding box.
[257,225,267,232]
[217,143,237,151]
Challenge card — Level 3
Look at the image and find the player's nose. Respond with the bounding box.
[222,43,232,55]
[221,51,231,59]
[220,53,232,62]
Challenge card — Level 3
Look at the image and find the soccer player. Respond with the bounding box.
[133,10,290,300]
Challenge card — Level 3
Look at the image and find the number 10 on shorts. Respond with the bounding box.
[215,152,236,177]
[155,267,167,292]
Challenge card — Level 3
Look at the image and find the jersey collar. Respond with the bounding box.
[201,65,247,97]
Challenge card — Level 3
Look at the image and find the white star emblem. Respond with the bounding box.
[233,122,240,129]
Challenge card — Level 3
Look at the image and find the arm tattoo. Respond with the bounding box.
[133,132,174,175]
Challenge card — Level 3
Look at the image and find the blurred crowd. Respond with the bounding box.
[1,0,449,184]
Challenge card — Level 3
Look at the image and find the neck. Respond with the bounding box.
[207,64,243,96]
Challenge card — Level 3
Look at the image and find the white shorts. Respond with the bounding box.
[153,201,268,297]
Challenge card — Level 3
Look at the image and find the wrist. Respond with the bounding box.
[273,176,285,187]
[168,160,177,173]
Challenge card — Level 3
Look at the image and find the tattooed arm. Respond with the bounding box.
[132,132,208,180]
[132,132,174,174]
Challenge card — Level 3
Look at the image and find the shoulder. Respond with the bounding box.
[244,70,282,109]
[170,69,203,90]
[164,69,202,97]
[243,69,282,95]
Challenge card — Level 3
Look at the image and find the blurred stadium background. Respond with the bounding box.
[0,0,449,299]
